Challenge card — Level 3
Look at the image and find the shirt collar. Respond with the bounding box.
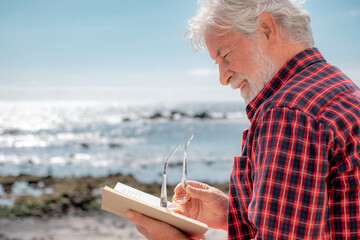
[245,47,326,121]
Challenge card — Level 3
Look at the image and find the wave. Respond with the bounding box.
[0,101,249,183]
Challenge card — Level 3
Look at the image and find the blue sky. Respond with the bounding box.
[0,0,359,102]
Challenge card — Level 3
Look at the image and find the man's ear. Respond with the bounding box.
[258,13,279,45]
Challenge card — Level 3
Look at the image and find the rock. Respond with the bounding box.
[148,112,163,119]
[108,143,121,149]
[194,111,211,119]
[80,143,89,149]
[1,129,20,135]
[170,111,189,120]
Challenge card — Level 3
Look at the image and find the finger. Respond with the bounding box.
[185,184,212,199]
[172,189,184,201]
[186,181,210,190]
[175,181,209,194]
[174,182,185,193]
[179,201,193,214]
[136,225,152,240]
[168,198,191,217]
[191,235,206,240]
[125,210,152,227]
[126,210,190,240]
[169,196,190,215]
[126,210,163,239]
[173,191,189,201]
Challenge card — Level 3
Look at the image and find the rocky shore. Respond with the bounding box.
[0,174,229,218]
[0,174,229,239]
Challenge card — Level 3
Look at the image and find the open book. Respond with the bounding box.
[101,182,208,237]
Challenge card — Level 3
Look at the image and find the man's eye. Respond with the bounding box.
[221,53,230,62]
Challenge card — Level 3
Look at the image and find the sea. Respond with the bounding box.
[0,101,250,184]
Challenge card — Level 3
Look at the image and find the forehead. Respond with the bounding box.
[205,28,249,59]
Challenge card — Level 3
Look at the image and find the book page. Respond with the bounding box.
[114,182,170,207]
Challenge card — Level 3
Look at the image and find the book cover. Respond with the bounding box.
[101,182,208,237]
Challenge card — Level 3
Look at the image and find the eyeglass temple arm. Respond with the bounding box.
[182,134,194,189]
[160,143,180,207]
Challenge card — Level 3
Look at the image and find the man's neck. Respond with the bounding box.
[275,41,309,69]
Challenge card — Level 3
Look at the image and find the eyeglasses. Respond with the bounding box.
[160,134,194,210]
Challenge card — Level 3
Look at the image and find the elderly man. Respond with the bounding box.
[126,0,360,239]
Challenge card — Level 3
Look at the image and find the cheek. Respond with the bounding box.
[230,57,257,74]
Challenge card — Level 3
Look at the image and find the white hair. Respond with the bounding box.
[187,0,314,49]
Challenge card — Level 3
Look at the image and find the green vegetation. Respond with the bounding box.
[0,174,229,218]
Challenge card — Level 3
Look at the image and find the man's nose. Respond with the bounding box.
[219,63,232,86]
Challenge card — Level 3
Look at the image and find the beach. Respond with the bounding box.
[0,174,229,240]
[0,212,228,240]
[0,101,240,239]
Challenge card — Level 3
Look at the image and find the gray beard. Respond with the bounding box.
[231,46,279,105]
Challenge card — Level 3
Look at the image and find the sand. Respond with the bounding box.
[0,174,229,239]
[0,212,228,240]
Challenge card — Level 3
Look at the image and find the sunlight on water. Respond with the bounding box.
[0,101,249,183]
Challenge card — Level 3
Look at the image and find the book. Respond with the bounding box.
[101,182,208,237]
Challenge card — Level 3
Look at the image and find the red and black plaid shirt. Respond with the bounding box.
[228,48,360,239]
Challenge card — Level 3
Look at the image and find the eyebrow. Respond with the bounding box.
[214,48,222,64]
[215,48,221,58]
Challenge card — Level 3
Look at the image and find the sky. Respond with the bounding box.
[0,0,359,103]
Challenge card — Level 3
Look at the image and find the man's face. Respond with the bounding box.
[205,29,278,105]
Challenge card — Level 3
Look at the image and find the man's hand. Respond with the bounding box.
[173,181,228,230]
[126,210,200,240]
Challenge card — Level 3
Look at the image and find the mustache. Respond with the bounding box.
[230,73,247,89]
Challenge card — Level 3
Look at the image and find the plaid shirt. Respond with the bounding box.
[228,48,360,239]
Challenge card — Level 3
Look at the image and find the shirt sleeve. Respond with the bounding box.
[249,107,332,239]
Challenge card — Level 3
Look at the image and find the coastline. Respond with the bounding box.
[0,174,229,239]
[0,173,229,217]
